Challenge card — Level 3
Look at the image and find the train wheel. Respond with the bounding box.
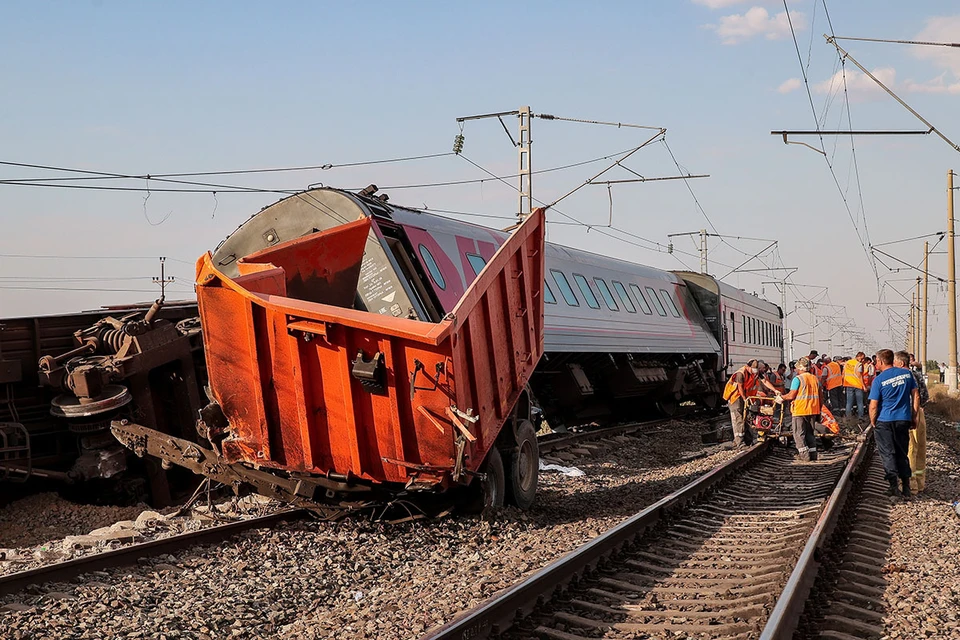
[656,399,678,417]
[505,420,539,510]
[699,393,720,411]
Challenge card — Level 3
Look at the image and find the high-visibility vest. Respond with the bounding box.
[723,367,757,404]
[822,362,843,390]
[862,364,875,390]
[792,372,821,416]
[820,405,840,434]
[842,359,864,389]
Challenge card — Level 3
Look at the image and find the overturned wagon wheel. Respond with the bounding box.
[461,447,506,513]
[505,420,538,510]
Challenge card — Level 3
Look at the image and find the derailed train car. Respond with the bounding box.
[111,186,782,511]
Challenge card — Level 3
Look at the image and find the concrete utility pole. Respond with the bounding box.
[949,169,958,394]
[915,278,921,362]
[907,292,915,353]
[923,242,929,374]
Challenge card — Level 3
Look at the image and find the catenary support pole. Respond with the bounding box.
[916,278,922,359]
[949,170,958,394]
[923,242,929,374]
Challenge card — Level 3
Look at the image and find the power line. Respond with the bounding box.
[829,35,960,48]
[782,0,879,282]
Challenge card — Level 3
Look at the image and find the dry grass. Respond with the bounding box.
[926,384,960,422]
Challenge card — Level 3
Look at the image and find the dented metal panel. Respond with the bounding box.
[195,210,545,489]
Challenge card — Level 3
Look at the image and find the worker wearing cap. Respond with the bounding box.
[777,356,821,461]
[820,356,843,413]
[723,360,759,447]
[722,360,779,447]
[843,352,867,424]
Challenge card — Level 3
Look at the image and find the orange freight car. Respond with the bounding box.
[113,209,545,510]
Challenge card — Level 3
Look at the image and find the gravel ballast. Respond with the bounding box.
[0,420,742,639]
[879,413,960,638]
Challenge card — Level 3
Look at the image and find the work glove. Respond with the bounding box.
[774,394,784,405]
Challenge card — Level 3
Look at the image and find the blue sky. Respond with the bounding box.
[2,1,959,358]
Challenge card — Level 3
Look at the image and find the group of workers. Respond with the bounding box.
[724,348,928,498]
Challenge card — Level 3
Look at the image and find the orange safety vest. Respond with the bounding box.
[820,405,840,434]
[792,372,821,416]
[822,362,843,390]
[842,358,864,389]
[723,366,757,404]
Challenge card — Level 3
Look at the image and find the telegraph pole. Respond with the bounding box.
[949,169,958,393]
[923,242,929,373]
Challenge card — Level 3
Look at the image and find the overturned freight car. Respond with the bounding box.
[113,204,546,511]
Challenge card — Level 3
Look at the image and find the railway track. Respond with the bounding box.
[0,509,306,598]
[425,430,876,640]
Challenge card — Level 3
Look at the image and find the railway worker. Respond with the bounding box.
[862,356,877,394]
[896,351,928,493]
[820,357,844,413]
[771,363,787,394]
[868,349,919,498]
[784,361,798,390]
[723,360,781,446]
[776,356,821,462]
[843,352,868,424]
[806,351,820,377]
[723,360,759,447]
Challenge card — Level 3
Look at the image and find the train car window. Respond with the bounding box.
[418,244,446,290]
[544,280,557,304]
[659,289,681,317]
[551,270,579,306]
[730,311,736,342]
[594,278,619,311]
[629,284,653,314]
[612,281,636,313]
[466,253,487,277]
[645,286,666,316]
[573,274,601,309]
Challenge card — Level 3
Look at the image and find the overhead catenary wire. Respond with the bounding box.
[781,0,879,284]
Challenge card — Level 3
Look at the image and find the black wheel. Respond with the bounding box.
[505,420,539,510]
[461,446,506,513]
[656,399,678,417]
[700,393,720,410]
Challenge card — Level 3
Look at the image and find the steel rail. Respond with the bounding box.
[759,427,875,639]
[421,440,772,640]
[0,509,307,597]
[536,419,672,454]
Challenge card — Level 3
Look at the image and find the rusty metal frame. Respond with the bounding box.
[192,208,546,490]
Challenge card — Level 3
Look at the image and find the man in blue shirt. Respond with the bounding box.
[868,349,920,498]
